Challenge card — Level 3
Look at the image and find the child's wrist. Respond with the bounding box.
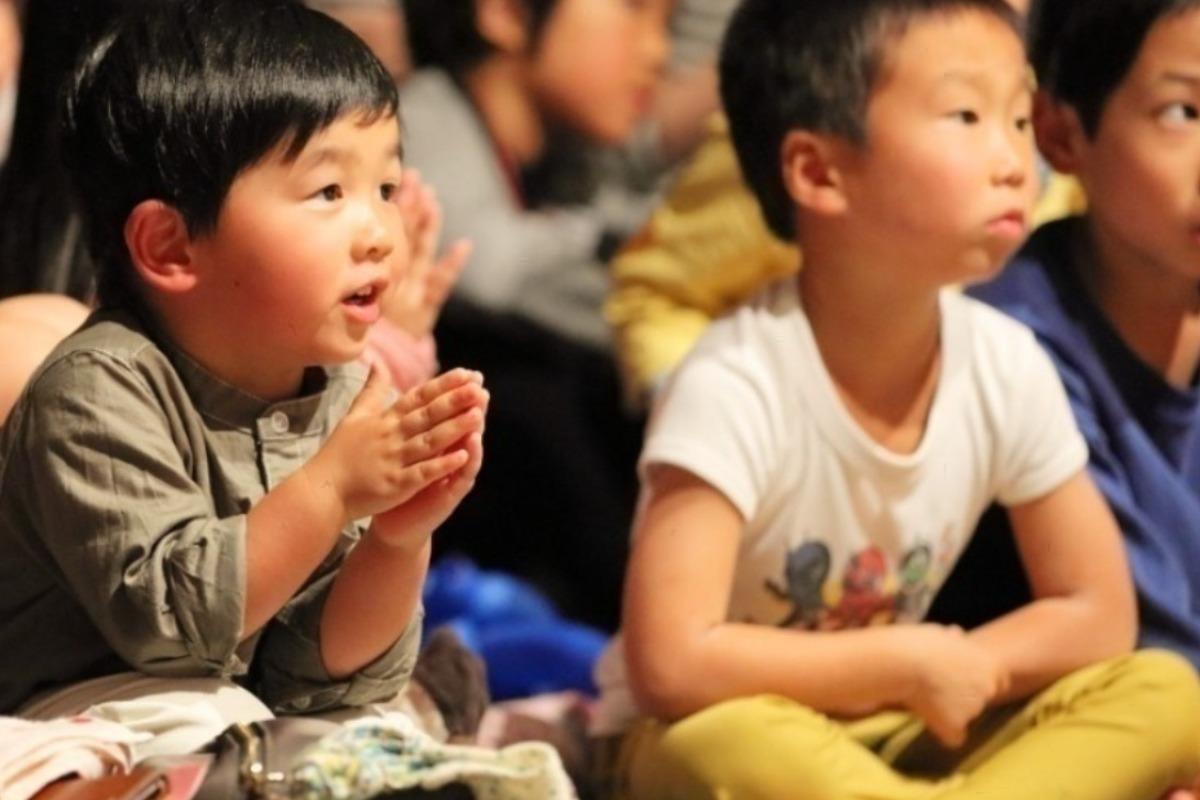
[877,626,927,705]
[299,452,352,529]
[365,517,434,557]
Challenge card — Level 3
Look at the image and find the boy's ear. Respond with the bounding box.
[1032,90,1088,175]
[123,200,198,295]
[475,0,529,54]
[781,130,849,217]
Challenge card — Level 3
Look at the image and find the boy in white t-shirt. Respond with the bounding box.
[592,0,1200,797]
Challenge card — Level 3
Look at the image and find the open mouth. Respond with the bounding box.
[343,285,379,306]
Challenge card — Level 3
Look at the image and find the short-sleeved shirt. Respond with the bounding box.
[591,279,1087,735]
[0,309,419,714]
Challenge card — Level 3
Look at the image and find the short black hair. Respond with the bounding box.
[62,0,399,308]
[719,0,1021,240]
[1029,0,1200,136]
[404,0,558,77]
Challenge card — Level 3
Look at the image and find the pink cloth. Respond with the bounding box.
[366,321,439,391]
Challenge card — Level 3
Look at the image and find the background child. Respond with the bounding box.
[397,0,670,630]
[591,0,1200,797]
[957,0,1200,676]
[0,0,487,746]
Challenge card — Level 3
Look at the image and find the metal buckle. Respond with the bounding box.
[229,722,288,799]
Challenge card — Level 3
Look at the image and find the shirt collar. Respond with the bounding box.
[128,308,345,434]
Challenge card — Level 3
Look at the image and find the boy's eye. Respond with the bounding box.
[1160,102,1200,126]
[1014,115,1031,132]
[380,182,398,202]
[316,184,343,202]
[952,109,980,125]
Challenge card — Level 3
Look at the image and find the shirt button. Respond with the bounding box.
[269,411,289,434]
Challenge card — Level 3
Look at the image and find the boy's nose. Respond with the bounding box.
[354,208,395,262]
[992,135,1030,189]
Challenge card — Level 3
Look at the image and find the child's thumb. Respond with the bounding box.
[354,355,393,407]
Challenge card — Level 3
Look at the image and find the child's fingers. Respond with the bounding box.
[396,447,471,496]
[457,432,484,484]
[422,183,442,232]
[349,356,393,412]
[412,184,439,264]
[400,407,484,463]
[426,240,472,302]
[438,433,484,499]
[400,385,487,437]
[397,368,483,412]
[397,172,422,241]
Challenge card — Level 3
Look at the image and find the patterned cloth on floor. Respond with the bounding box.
[289,716,577,800]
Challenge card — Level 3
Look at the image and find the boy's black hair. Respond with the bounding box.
[1029,0,1200,136]
[719,0,1020,240]
[62,0,399,308]
[403,0,558,77]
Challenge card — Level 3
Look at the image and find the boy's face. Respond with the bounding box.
[187,114,405,382]
[834,11,1036,286]
[1057,8,1200,287]
[530,0,671,145]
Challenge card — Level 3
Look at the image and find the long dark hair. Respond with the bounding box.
[0,0,138,300]
[404,0,559,77]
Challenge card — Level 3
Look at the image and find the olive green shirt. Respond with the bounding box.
[0,310,419,714]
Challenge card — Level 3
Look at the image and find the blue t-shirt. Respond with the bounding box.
[965,217,1200,666]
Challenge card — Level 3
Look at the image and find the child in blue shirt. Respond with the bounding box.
[966,0,1200,676]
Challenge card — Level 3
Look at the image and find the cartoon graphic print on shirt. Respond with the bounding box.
[827,546,892,628]
[764,541,831,628]
[766,541,939,630]
[896,544,933,619]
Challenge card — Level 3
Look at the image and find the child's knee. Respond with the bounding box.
[1116,650,1200,706]
[1109,650,1200,756]
[639,696,845,799]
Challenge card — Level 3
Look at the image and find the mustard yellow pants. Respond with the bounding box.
[613,650,1200,800]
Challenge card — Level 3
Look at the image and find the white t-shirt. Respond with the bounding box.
[592,279,1088,735]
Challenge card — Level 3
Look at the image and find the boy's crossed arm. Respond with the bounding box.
[242,363,487,675]
[623,464,1133,749]
[966,470,1135,702]
[624,466,1007,746]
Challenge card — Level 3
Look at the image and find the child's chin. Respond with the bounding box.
[580,110,637,147]
[957,254,1009,286]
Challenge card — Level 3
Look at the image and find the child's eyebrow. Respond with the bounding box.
[297,141,403,170]
[935,70,990,91]
[935,68,1031,97]
[297,146,360,170]
[1160,71,1200,89]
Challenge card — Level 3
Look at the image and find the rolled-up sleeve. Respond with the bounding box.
[17,350,247,676]
[253,555,422,713]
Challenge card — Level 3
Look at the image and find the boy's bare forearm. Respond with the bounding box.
[241,459,350,638]
[630,622,919,721]
[968,593,1135,702]
[319,532,430,678]
[977,471,1138,701]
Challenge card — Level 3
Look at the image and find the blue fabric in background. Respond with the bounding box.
[423,557,606,700]
[969,218,1200,668]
